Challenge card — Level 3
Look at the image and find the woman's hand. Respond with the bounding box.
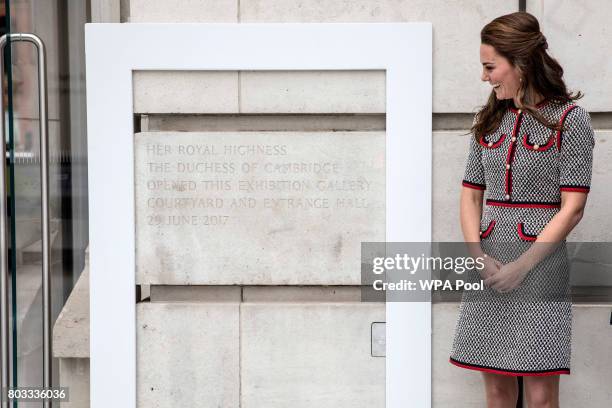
[478,255,502,280]
[484,259,531,293]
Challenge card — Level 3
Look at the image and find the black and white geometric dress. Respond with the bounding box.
[450,101,595,376]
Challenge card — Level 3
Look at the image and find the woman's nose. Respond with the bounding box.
[481,71,489,82]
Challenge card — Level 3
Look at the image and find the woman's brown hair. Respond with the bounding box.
[472,12,581,142]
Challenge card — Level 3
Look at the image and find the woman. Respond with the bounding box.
[450,12,595,408]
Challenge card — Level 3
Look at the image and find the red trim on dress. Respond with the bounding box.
[556,104,578,150]
[479,133,507,149]
[480,220,495,238]
[486,199,560,209]
[462,180,486,190]
[560,186,590,193]
[517,223,537,241]
[505,111,523,196]
[449,358,570,377]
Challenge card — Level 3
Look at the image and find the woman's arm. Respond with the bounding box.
[460,187,503,277]
[460,187,485,269]
[460,186,484,245]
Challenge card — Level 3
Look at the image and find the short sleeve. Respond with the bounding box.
[558,106,595,193]
[462,133,486,191]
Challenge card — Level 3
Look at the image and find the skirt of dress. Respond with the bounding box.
[449,213,572,376]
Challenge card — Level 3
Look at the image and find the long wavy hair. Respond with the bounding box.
[472,12,582,142]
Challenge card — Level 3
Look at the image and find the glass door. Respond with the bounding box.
[1,1,89,405]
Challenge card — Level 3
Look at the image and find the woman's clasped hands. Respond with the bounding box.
[479,254,531,293]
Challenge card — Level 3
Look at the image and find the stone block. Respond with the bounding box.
[561,305,612,405]
[134,131,385,285]
[59,358,90,408]
[239,0,517,112]
[433,130,469,242]
[133,71,239,113]
[241,303,385,408]
[137,302,240,408]
[568,131,612,241]
[528,0,612,111]
[129,0,238,22]
[240,71,385,113]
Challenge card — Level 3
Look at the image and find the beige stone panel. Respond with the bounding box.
[137,303,239,408]
[568,131,612,242]
[433,130,469,242]
[129,0,238,22]
[240,71,386,113]
[133,71,239,113]
[135,131,385,284]
[561,305,612,405]
[240,0,517,112]
[528,1,612,111]
[59,359,90,407]
[241,303,385,408]
[53,267,90,359]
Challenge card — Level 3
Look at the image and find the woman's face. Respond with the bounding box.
[480,43,521,101]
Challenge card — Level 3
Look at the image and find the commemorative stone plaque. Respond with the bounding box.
[135,131,385,284]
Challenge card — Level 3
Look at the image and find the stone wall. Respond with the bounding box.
[56,1,612,407]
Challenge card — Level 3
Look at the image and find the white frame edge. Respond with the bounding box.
[85,23,432,408]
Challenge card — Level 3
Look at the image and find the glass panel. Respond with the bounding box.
[2,0,89,404]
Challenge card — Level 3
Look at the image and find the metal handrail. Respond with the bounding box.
[0,33,51,408]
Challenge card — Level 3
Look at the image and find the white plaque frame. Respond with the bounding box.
[85,23,432,408]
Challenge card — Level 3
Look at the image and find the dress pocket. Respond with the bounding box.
[517,222,538,241]
[479,133,507,149]
[480,220,496,239]
[521,131,555,152]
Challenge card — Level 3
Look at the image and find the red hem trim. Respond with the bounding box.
[480,220,495,238]
[560,186,590,193]
[556,104,578,150]
[517,223,537,241]
[449,358,570,377]
[462,181,486,190]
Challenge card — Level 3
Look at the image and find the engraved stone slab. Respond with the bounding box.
[135,131,385,284]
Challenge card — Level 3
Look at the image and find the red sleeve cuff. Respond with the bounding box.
[560,185,590,193]
[462,180,486,190]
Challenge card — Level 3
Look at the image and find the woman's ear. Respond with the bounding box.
[515,65,526,84]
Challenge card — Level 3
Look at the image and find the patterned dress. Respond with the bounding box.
[449,101,595,376]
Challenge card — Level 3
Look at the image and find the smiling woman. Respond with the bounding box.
[450,11,595,408]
